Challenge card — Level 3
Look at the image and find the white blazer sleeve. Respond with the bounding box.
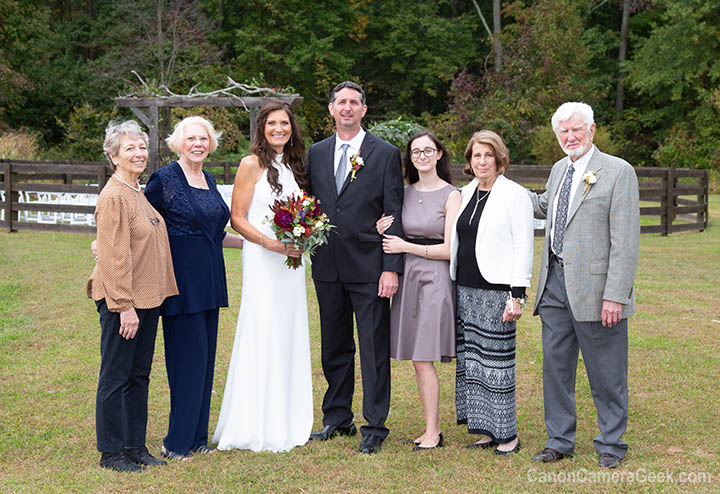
[509,184,534,287]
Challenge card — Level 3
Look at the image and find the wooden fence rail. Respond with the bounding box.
[1,159,709,236]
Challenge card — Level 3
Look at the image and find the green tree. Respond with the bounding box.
[626,0,720,169]
[434,0,611,162]
[203,0,477,139]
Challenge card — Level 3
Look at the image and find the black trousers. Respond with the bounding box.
[314,280,391,439]
[95,299,160,453]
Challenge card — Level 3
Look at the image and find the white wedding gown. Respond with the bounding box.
[213,157,313,452]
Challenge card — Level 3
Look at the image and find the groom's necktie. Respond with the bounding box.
[552,162,575,258]
[335,143,350,193]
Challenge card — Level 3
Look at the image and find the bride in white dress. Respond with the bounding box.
[213,101,313,452]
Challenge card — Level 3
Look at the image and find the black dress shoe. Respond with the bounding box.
[124,446,166,467]
[309,423,357,441]
[99,452,145,472]
[359,434,384,454]
[598,452,622,469]
[532,447,572,463]
[413,433,443,451]
[494,439,521,456]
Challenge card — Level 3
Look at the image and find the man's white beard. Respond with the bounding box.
[562,141,589,158]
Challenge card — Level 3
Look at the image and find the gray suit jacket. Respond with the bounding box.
[530,147,640,322]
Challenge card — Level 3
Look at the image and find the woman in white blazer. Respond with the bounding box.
[450,130,533,455]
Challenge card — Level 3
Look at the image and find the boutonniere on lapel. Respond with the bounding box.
[349,151,364,182]
[582,171,598,194]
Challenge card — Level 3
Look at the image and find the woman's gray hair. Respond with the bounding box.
[551,102,594,133]
[103,120,149,168]
[165,116,222,155]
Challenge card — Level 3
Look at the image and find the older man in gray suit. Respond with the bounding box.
[529,102,640,469]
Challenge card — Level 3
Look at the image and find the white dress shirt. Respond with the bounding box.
[334,129,366,178]
[550,145,596,247]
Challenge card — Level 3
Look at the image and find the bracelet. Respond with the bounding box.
[507,293,527,306]
[260,235,264,248]
[424,245,428,259]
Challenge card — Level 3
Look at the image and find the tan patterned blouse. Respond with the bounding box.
[87,176,178,312]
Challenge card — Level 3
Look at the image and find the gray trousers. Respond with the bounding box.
[538,258,629,458]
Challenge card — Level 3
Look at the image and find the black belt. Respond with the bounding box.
[406,238,443,246]
[550,251,565,268]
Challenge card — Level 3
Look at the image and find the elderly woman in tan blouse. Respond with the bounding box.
[87,120,178,472]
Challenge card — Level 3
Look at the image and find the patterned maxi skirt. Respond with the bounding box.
[455,285,517,442]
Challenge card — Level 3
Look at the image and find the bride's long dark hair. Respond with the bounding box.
[250,100,307,195]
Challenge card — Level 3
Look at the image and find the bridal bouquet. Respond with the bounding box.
[266,192,334,269]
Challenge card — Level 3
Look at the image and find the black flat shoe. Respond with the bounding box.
[413,433,443,451]
[99,452,145,472]
[124,446,166,467]
[359,434,384,454]
[309,423,357,441]
[466,439,497,450]
[494,439,521,456]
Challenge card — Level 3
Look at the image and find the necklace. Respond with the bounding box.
[133,193,160,226]
[415,182,444,204]
[468,187,491,225]
[112,174,159,226]
[112,173,141,192]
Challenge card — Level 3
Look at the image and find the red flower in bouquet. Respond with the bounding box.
[273,209,293,230]
[266,192,334,269]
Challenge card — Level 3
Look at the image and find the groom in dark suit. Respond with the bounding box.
[305,81,404,454]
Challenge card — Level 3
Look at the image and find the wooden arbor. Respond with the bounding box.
[114,94,303,172]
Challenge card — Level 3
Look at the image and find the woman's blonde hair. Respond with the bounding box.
[165,116,222,155]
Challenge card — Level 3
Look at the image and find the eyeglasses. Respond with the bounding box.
[410,147,437,159]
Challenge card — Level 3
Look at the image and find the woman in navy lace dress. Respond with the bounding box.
[144,116,243,459]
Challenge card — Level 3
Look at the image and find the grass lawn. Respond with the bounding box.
[1,196,718,493]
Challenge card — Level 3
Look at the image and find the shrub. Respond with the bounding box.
[56,104,118,160]
[0,129,41,160]
[652,122,720,170]
[369,116,423,150]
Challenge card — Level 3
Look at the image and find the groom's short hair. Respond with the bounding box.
[330,81,366,105]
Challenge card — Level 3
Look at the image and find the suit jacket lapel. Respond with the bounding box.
[321,135,338,199]
[546,159,569,231]
[338,131,376,198]
[567,151,602,225]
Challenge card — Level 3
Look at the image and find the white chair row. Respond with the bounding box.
[5,186,546,231]
[15,190,98,226]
